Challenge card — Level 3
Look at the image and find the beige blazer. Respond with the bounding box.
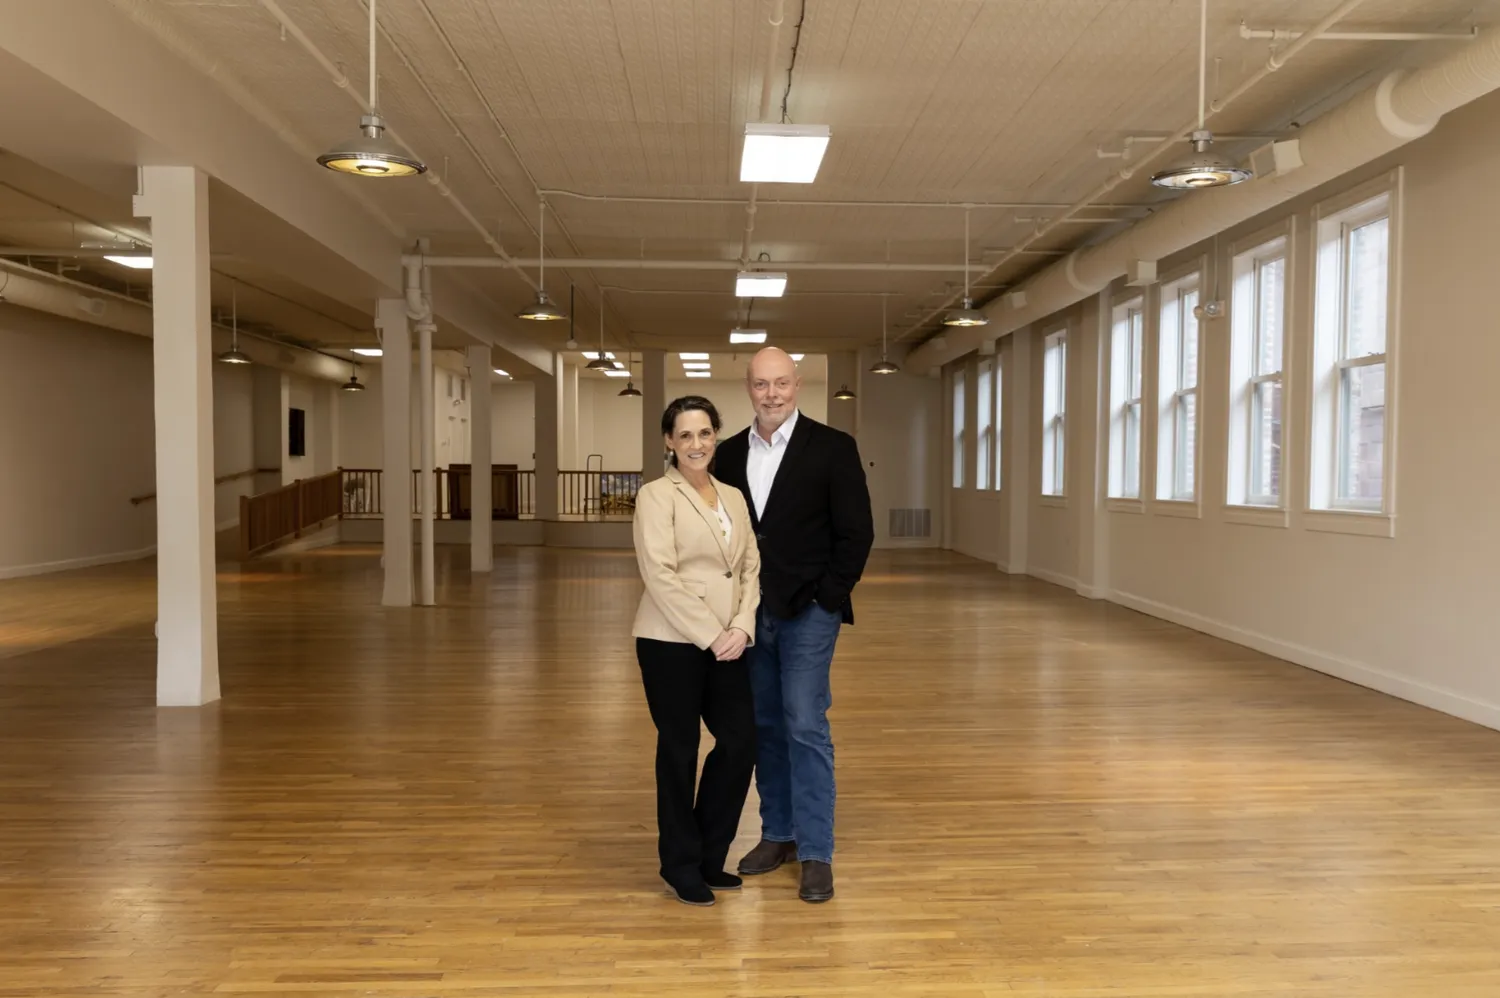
[632,466,760,650]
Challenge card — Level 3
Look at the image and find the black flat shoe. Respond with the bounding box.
[702,869,743,891]
[662,876,715,906]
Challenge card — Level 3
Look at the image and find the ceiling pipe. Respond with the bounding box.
[895,0,1370,348]
[908,23,1500,372]
[407,256,995,273]
[539,189,1154,211]
[741,0,787,266]
[1240,23,1477,43]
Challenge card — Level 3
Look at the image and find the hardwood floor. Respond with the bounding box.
[3,545,1500,997]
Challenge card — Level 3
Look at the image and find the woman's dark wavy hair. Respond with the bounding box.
[661,395,722,467]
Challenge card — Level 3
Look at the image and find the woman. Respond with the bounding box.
[632,396,760,906]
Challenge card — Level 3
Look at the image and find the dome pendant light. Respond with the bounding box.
[217,283,252,365]
[833,384,857,401]
[618,353,643,397]
[342,361,366,392]
[870,294,900,374]
[586,289,615,372]
[316,0,426,177]
[944,207,988,328]
[517,200,566,321]
[1151,0,1253,191]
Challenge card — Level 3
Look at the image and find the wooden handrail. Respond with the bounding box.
[130,467,280,505]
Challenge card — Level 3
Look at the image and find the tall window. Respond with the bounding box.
[1041,330,1067,497]
[951,370,966,489]
[976,359,994,490]
[1157,273,1201,502]
[1313,190,1393,513]
[1108,298,1145,500]
[994,358,1004,491]
[1229,235,1288,508]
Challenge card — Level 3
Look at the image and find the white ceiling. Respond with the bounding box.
[39,0,1500,363]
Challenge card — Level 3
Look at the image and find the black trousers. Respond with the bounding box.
[636,638,757,883]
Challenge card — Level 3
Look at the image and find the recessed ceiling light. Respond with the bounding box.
[352,347,384,357]
[740,123,831,183]
[493,368,510,377]
[736,271,788,297]
[685,371,712,379]
[729,329,768,344]
[682,362,711,370]
[105,255,153,269]
[679,352,710,360]
[602,369,631,378]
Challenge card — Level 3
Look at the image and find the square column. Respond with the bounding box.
[640,349,667,483]
[534,356,563,520]
[134,165,219,707]
[468,345,493,571]
[1004,329,1033,576]
[377,298,413,606]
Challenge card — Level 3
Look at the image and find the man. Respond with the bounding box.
[713,347,874,903]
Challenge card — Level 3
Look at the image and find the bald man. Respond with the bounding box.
[712,348,874,902]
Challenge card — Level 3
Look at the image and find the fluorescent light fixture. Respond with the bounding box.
[493,368,510,377]
[729,328,768,344]
[679,352,710,360]
[613,361,626,370]
[736,271,787,297]
[740,123,831,183]
[682,362,712,370]
[790,353,805,361]
[352,347,384,357]
[105,255,153,269]
[583,351,617,360]
[603,370,631,378]
[685,371,712,379]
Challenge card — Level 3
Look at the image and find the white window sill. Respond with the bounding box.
[1223,504,1290,529]
[1150,499,1202,519]
[1038,494,1068,509]
[1304,509,1396,538]
[1107,497,1145,515]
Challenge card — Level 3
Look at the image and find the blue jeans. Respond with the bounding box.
[747,602,841,864]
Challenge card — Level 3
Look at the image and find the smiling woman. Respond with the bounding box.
[630,395,761,907]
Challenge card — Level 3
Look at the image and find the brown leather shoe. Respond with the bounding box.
[737,839,797,876]
[799,861,834,903]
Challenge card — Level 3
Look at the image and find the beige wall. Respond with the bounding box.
[942,86,1500,730]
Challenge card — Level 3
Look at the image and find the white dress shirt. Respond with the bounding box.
[746,408,799,519]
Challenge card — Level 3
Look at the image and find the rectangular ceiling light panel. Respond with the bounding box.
[735,271,788,297]
[729,329,768,344]
[739,123,831,183]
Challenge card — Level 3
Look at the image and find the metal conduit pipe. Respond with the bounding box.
[539,189,1153,211]
[405,256,997,273]
[907,23,1500,372]
[741,0,787,266]
[896,0,1370,347]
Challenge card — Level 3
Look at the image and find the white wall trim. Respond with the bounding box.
[0,544,156,581]
[1028,566,1081,590]
[1111,589,1500,733]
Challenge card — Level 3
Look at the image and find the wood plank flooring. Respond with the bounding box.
[3,545,1500,996]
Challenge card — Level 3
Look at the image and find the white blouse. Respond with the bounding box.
[713,498,733,543]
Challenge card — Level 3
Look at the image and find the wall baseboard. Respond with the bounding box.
[0,544,156,581]
[1027,566,1081,591]
[1111,589,1500,733]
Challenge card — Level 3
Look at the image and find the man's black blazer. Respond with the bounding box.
[714,414,874,624]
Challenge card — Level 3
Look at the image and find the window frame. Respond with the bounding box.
[1307,172,1401,537]
[1040,327,1068,503]
[1108,295,1146,511]
[1226,220,1294,528]
[977,357,994,491]
[993,354,1004,492]
[1153,266,1204,515]
[951,366,966,490]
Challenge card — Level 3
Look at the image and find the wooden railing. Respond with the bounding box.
[339,468,536,520]
[559,470,642,518]
[239,471,342,557]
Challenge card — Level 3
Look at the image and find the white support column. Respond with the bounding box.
[561,361,581,470]
[1004,328,1033,576]
[134,165,219,707]
[640,349,667,483]
[534,357,563,520]
[468,345,494,572]
[377,298,413,607]
[1074,291,1112,599]
[417,318,436,606]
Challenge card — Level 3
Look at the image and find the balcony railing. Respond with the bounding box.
[239,470,342,557]
[336,468,640,520]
